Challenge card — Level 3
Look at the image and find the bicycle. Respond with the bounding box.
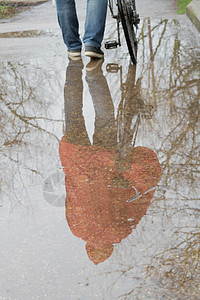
[106,62,155,194]
[105,0,140,65]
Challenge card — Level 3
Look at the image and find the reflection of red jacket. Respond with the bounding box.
[59,137,161,264]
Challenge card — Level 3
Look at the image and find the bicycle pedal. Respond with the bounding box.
[105,40,118,49]
[136,14,140,24]
[106,63,120,73]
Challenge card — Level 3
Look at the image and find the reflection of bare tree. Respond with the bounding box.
[142,18,200,295]
[0,61,61,147]
[89,18,200,299]
[0,60,64,215]
[137,18,200,192]
[147,228,200,298]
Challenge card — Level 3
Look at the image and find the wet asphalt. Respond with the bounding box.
[0,0,200,299]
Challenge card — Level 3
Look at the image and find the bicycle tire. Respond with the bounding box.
[117,0,137,64]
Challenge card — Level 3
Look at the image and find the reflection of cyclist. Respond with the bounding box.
[59,60,161,264]
[55,0,107,59]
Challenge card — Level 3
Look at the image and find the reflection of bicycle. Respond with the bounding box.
[106,62,154,127]
[107,63,154,190]
[106,63,160,202]
[105,0,140,64]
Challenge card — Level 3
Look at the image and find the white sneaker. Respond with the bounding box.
[67,50,81,60]
[85,46,104,59]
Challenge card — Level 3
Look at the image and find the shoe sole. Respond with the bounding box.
[67,52,82,61]
[85,51,104,59]
[68,56,82,61]
[86,59,104,72]
[67,51,81,57]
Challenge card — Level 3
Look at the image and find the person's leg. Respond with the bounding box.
[64,60,90,145]
[86,62,117,149]
[56,0,82,52]
[83,0,108,49]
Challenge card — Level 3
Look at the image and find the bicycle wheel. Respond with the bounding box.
[117,0,137,64]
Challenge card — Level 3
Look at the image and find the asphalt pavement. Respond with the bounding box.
[2,0,200,32]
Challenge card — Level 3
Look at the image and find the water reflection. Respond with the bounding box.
[0,59,64,215]
[0,30,56,38]
[0,16,199,299]
[59,59,161,264]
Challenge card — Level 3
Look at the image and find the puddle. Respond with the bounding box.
[0,29,58,38]
[0,18,200,299]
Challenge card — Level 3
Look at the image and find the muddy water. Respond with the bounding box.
[0,11,200,300]
[0,30,56,38]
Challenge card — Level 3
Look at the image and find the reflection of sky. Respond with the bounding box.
[0,16,200,299]
[83,74,95,144]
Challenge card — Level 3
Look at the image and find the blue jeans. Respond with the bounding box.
[56,0,108,51]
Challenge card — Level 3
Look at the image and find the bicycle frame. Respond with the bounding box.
[107,0,121,47]
[106,0,140,51]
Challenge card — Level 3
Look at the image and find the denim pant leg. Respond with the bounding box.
[83,0,108,47]
[64,61,90,145]
[56,0,82,51]
[86,68,117,149]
